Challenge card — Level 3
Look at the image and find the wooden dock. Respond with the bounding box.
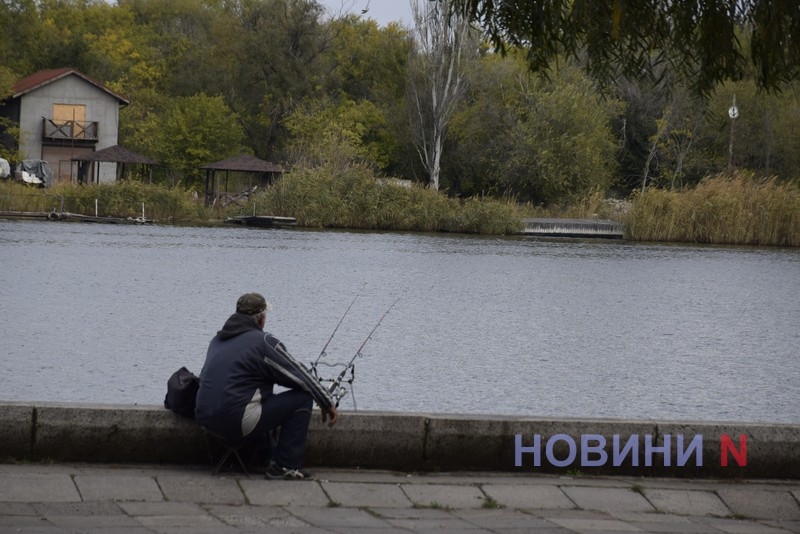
[521,218,624,239]
[0,210,152,224]
[224,215,297,228]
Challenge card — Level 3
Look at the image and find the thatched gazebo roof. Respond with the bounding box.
[201,154,283,173]
[73,144,156,165]
[72,145,156,183]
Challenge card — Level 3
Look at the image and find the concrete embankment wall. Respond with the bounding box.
[1,402,798,479]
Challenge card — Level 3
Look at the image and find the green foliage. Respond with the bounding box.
[285,96,394,170]
[241,163,523,234]
[127,93,246,188]
[624,172,800,246]
[449,56,621,204]
[451,0,800,96]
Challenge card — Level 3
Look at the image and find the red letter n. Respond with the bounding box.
[720,434,747,467]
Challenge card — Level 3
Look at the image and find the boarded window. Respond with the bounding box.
[52,104,87,138]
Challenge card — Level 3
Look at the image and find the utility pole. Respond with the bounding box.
[728,95,738,173]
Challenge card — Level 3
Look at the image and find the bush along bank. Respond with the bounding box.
[240,163,525,235]
[624,171,800,247]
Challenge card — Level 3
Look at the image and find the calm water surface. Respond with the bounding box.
[1,219,798,423]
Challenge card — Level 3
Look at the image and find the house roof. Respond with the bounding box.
[12,68,130,105]
[201,154,284,173]
[72,145,156,165]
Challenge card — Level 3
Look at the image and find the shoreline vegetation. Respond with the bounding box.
[1,169,798,247]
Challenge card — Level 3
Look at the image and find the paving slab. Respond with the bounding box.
[610,512,722,533]
[32,501,126,517]
[482,483,575,509]
[546,516,643,532]
[74,474,164,502]
[717,488,800,520]
[643,488,731,517]
[321,481,412,508]
[118,501,235,531]
[0,515,68,532]
[451,508,565,530]
[117,501,210,517]
[0,473,80,502]
[239,479,330,506]
[695,516,796,533]
[385,515,493,531]
[285,504,394,528]
[561,485,656,513]
[369,506,457,518]
[0,502,38,515]
[156,473,245,505]
[401,483,486,509]
[763,520,800,533]
[204,503,311,528]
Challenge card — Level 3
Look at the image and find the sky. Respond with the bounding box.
[319,0,414,28]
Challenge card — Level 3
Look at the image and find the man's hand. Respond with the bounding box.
[321,406,338,427]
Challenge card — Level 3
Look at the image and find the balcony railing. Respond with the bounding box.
[42,118,99,141]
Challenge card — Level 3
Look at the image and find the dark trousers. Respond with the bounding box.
[253,389,313,469]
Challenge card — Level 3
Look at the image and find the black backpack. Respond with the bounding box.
[164,366,200,419]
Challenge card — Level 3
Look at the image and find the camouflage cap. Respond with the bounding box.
[236,292,270,315]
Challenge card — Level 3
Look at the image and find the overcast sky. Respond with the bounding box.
[319,0,413,28]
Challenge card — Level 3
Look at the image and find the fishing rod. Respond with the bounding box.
[312,294,359,369]
[325,298,399,407]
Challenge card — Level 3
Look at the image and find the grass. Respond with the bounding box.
[482,496,504,509]
[624,171,800,246]
[0,180,210,222]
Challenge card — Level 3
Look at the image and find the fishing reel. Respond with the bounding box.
[309,360,356,408]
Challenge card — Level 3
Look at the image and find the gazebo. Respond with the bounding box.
[201,154,284,207]
[72,145,157,184]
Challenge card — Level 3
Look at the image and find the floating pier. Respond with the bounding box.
[0,210,152,224]
[521,218,624,239]
[224,215,297,228]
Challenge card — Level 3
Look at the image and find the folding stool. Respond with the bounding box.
[202,428,250,476]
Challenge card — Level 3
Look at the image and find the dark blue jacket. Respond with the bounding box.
[195,313,334,438]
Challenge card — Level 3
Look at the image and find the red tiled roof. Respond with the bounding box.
[12,68,129,105]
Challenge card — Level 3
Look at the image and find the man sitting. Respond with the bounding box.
[195,293,338,479]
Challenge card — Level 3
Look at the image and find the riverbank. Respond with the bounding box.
[2,402,799,479]
[3,170,799,245]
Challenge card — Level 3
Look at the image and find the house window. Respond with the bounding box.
[52,103,87,138]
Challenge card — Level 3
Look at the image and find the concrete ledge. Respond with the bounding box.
[1,402,798,479]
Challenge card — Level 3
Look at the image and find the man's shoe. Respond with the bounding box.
[265,462,314,480]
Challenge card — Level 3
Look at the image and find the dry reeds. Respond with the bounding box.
[0,181,209,222]
[625,172,800,246]
[242,163,524,235]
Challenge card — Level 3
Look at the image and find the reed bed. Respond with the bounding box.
[0,181,209,222]
[625,172,800,246]
[244,164,524,235]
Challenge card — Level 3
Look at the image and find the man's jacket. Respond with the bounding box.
[195,313,334,438]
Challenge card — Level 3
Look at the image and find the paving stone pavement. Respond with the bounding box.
[1,463,799,533]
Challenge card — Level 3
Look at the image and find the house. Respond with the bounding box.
[0,68,129,184]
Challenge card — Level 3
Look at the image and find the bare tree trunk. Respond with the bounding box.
[408,0,473,190]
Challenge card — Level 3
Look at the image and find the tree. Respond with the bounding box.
[449,0,800,96]
[128,94,246,188]
[408,0,475,190]
[220,0,334,160]
[448,54,621,203]
[284,96,394,170]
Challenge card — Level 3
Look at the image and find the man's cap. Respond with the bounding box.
[236,293,270,315]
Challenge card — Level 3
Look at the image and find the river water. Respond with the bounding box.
[1,219,798,423]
